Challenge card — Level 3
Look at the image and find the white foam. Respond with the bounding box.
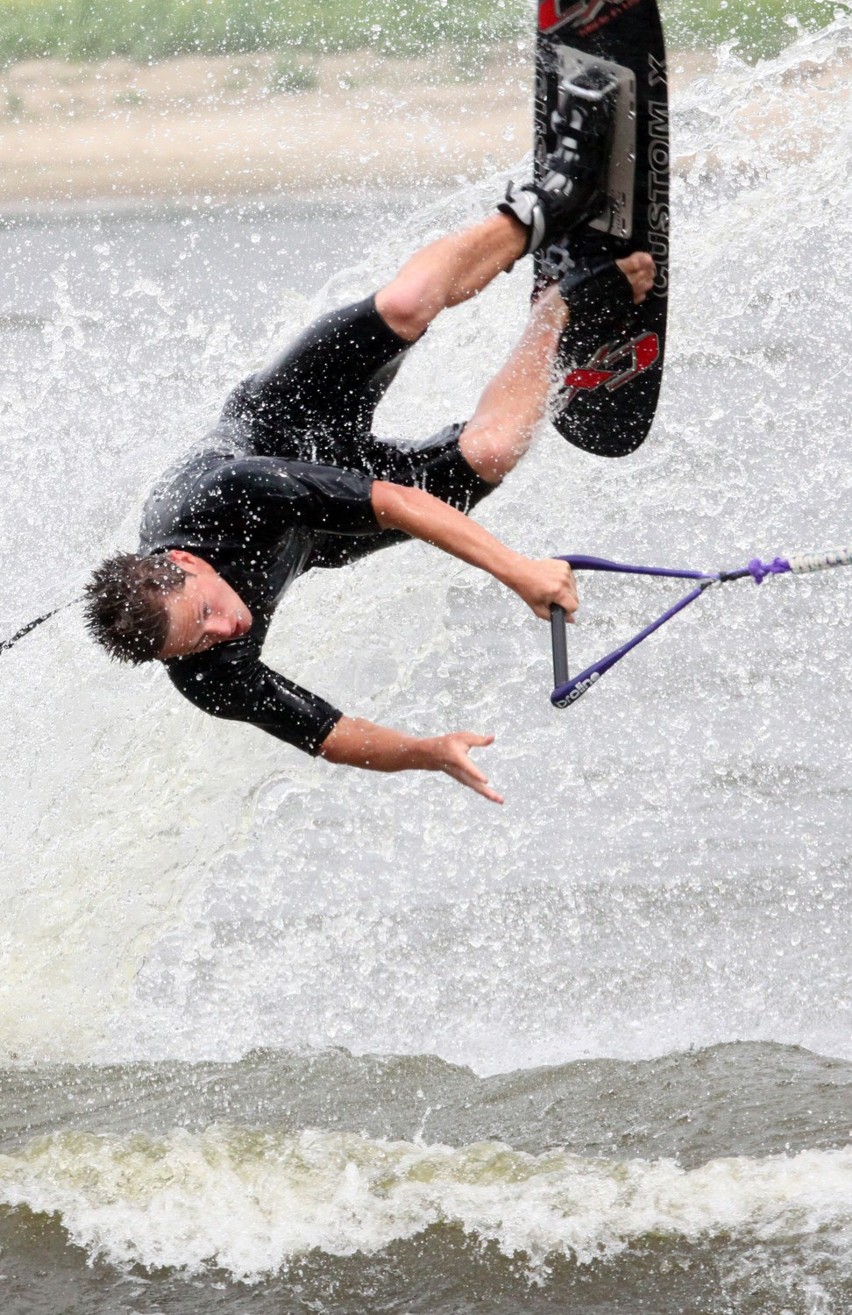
[1,1128,851,1281]
[0,19,850,1069]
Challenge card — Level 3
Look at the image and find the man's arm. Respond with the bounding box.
[319,482,580,804]
[319,717,504,804]
[370,480,579,620]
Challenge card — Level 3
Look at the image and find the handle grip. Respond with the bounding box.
[550,605,569,688]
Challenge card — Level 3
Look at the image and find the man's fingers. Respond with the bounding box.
[559,565,579,613]
[442,732,504,804]
[451,763,504,805]
[616,252,656,304]
[468,778,505,805]
[532,562,579,621]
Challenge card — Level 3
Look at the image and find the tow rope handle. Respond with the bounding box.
[547,553,712,703]
[546,547,851,710]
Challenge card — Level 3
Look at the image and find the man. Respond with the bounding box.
[85,73,654,804]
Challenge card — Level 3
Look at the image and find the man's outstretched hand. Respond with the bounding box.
[420,731,503,804]
[320,717,503,804]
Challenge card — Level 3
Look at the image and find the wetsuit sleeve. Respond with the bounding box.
[165,645,342,755]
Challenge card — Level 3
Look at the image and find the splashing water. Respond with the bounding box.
[0,18,850,1076]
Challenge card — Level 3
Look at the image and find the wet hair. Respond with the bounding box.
[84,552,187,664]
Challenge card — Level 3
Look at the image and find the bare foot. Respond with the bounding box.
[616,251,655,304]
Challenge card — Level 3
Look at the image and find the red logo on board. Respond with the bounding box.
[539,0,641,37]
[562,332,659,403]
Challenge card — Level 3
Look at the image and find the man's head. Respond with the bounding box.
[84,550,252,663]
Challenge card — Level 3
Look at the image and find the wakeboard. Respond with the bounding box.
[535,0,669,456]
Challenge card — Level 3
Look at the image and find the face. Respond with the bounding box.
[158,551,252,660]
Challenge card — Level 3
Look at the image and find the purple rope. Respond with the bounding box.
[557,554,716,581]
[558,553,794,585]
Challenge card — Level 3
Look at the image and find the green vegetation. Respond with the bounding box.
[663,0,837,60]
[0,0,838,67]
[0,0,525,64]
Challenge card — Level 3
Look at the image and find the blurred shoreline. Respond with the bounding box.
[0,46,530,210]
[0,45,715,212]
[0,40,847,213]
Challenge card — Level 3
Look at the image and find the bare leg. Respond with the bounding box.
[460,285,567,485]
[375,214,526,343]
[461,252,655,485]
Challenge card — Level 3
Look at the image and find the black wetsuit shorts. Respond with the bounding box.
[220,294,488,523]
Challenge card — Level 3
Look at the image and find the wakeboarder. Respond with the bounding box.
[84,73,653,802]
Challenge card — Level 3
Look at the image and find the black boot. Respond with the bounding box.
[498,67,618,255]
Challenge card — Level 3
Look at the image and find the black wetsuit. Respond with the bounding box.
[139,297,491,754]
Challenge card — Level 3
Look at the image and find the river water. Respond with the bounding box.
[0,18,850,1313]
